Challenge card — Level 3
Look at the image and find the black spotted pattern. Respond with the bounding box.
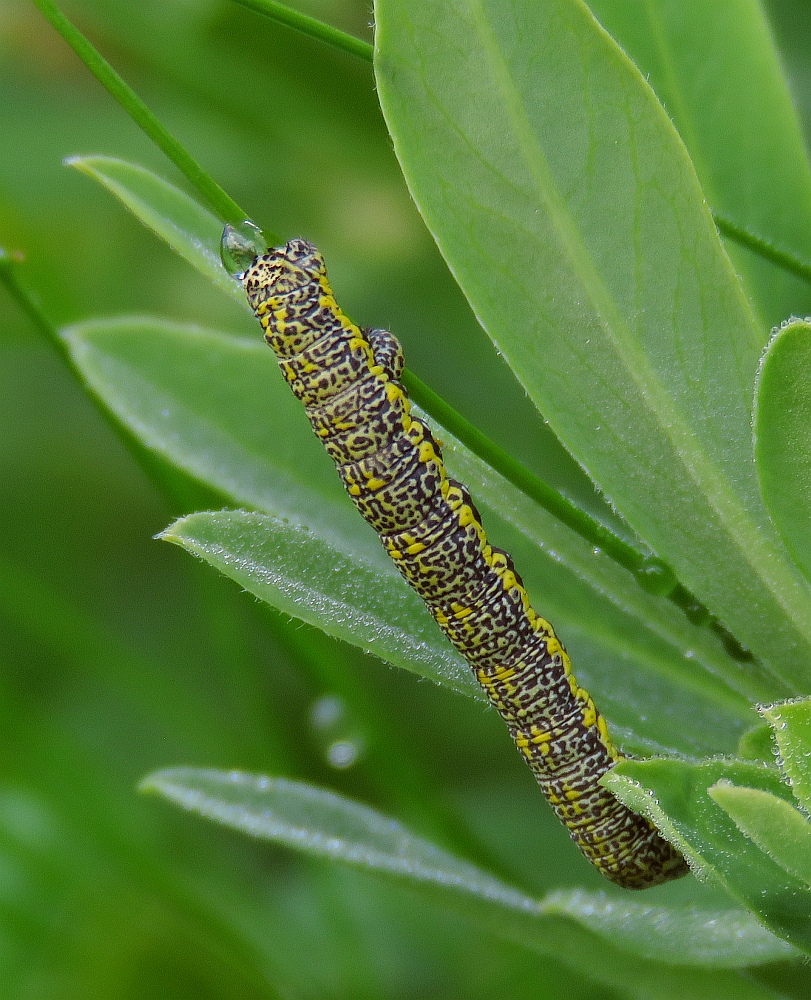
[239,237,689,889]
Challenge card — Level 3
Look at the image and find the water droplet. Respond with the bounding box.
[634,557,677,597]
[220,220,266,277]
[308,694,365,770]
[327,740,361,769]
[310,694,343,730]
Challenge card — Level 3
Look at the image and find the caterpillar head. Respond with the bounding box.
[221,226,328,311]
[243,239,328,314]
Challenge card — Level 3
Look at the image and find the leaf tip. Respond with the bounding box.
[63,154,94,176]
[707,778,735,802]
[138,766,200,801]
[156,516,191,545]
[137,768,173,796]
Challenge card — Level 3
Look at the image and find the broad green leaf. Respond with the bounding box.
[754,320,811,584]
[761,698,811,812]
[64,317,757,755]
[66,155,247,307]
[373,0,811,688]
[709,782,811,888]
[585,0,811,327]
[142,767,796,979]
[66,155,787,708]
[606,757,811,953]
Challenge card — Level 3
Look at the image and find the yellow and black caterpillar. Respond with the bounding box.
[226,231,688,889]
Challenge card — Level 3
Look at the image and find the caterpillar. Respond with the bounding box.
[222,228,689,889]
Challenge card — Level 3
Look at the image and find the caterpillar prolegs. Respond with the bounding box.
[222,228,689,889]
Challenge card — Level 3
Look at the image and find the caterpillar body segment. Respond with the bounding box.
[234,234,688,889]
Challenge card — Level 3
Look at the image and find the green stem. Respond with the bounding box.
[229,0,373,61]
[31,0,265,237]
[403,371,638,571]
[714,213,811,288]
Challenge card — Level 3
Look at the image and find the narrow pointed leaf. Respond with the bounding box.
[161,509,478,699]
[142,768,796,976]
[141,768,535,906]
[67,155,248,307]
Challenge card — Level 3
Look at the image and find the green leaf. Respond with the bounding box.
[606,757,811,954]
[162,509,477,699]
[761,698,811,813]
[544,887,796,968]
[162,505,751,757]
[709,782,811,888]
[64,317,756,755]
[67,156,248,307]
[736,723,776,763]
[141,768,536,906]
[142,767,796,979]
[71,150,638,545]
[61,317,361,539]
[373,0,811,688]
[584,0,811,327]
[754,319,811,584]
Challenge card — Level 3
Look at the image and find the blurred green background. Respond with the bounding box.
[1,0,811,996]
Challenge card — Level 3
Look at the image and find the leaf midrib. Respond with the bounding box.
[465,0,811,654]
